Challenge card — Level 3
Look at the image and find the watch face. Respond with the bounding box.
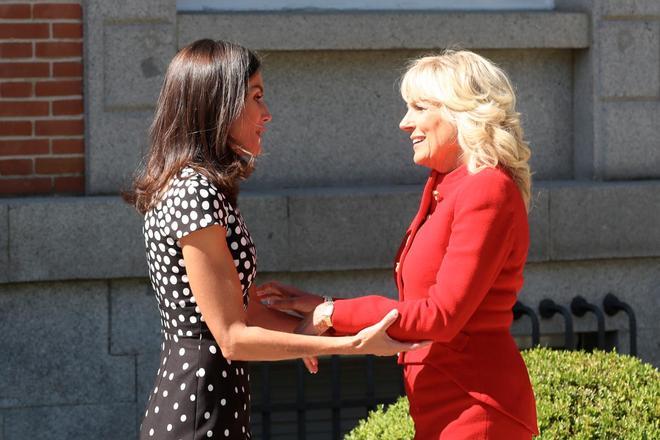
[324,302,334,326]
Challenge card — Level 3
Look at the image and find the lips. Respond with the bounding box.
[411,137,425,145]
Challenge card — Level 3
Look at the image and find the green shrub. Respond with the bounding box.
[345,348,660,439]
[345,397,415,440]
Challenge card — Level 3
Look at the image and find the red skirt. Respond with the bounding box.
[403,364,534,440]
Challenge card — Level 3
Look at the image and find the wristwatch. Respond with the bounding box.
[318,296,335,328]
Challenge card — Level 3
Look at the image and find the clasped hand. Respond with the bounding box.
[257,281,329,335]
[257,281,324,315]
[256,281,431,368]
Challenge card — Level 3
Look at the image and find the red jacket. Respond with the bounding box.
[332,165,538,435]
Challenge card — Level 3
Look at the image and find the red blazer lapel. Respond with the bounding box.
[395,170,438,298]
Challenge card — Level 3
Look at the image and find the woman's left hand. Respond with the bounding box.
[303,356,319,374]
[256,281,324,314]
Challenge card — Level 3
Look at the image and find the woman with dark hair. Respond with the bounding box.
[127,39,426,440]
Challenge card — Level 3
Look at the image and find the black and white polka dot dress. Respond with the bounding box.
[139,166,256,440]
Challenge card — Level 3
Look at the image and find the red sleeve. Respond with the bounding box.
[331,172,518,342]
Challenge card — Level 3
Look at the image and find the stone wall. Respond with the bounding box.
[0,1,658,439]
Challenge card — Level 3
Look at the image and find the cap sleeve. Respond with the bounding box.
[161,172,229,240]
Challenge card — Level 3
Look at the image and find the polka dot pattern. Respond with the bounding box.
[139,167,254,439]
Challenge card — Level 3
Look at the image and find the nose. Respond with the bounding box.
[399,109,414,132]
[262,104,272,124]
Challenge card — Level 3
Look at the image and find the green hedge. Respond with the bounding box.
[345,348,660,439]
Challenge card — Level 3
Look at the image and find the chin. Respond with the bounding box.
[412,154,430,169]
[246,144,261,157]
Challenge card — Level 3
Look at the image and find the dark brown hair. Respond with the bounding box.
[124,39,261,214]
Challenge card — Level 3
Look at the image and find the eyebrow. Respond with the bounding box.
[249,85,264,93]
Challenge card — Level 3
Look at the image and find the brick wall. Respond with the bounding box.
[0,1,83,196]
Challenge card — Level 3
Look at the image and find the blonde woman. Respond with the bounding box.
[259,50,539,439]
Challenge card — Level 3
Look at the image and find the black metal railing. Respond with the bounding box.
[251,355,403,440]
[538,299,574,349]
[603,293,637,356]
[513,301,540,346]
[570,296,606,348]
[513,293,637,355]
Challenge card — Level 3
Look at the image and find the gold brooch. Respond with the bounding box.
[432,190,440,201]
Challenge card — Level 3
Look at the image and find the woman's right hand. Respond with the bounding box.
[256,281,324,315]
[351,310,431,356]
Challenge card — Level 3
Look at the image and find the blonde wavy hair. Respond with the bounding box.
[400,50,532,211]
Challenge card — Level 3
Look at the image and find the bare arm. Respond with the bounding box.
[180,224,425,361]
[247,285,321,373]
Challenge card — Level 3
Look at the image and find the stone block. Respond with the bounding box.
[178,12,589,50]
[238,192,289,272]
[0,281,134,407]
[84,0,175,111]
[549,181,660,260]
[554,0,595,13]
[92,0,175,20]
[287,186,420,271]
[600,100,660,179]
[245,49,428,190]
[244,49,571,190]
[137,351,161,424]
[8,197,146,282]
[485,49,574,180]
[602,0,660,17]
[599,21,660,98]
[572,47,596,179]
[258,269,397,299]
[87,110,152,194]
[84,0,176,196]
[637,326,660,368]
[104,23,176,109]
[3,403,136,440]
[0,203,8,283]
[4,179,659,283]
[110,280,161,355]
[177,1,556,12]
[554,1,597,178]
[89,11,581,194]
[528,186,550,262]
